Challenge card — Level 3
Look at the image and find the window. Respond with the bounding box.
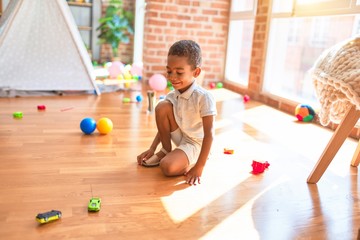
[353,15,360,35]
[262,0,360,105]
[272,0,293,13]
[309,18,329,47]
[225,0,256,86]
[231,0,255,12]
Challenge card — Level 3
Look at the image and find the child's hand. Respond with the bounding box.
[137,149,155,165]
[184,165,203,186]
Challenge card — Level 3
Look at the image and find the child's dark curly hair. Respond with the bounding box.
[168,40,202,70]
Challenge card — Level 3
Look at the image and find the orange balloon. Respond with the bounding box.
[96,117,113,134]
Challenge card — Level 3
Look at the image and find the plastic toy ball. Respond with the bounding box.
[209,82,216,89]
[97,117,113,134]
[123,73,132,80]
[108,61,124,79]
[295,104,315,122]
[149,74,167,91]
[132,74,139,80]
[80,117,97,134]
[104,62,112,68]
[136,95,143,102]
[243,95,250,103]
[216,82,223,88]
[130,62,143,77]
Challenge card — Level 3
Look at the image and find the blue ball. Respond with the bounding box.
[136,95,143,102]
[80,117,97,134]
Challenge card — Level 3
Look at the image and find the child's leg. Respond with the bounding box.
[154,100,178,158]
[160,138,201,176]
[160,149,190,176]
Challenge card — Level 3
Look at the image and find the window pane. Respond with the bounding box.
[263,15,359,105]
[296,0,351,11]
[357,0,360,5]
[225,20,254,86]
[272,0,293,13]
[297,0,336,4]
[231,0,255,12]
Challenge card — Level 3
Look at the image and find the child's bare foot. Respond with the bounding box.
[142,148,168,167]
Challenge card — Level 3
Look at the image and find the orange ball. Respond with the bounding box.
[96,117,113,134]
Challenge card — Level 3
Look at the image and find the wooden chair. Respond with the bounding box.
[307,105,360,183]
[306,37,360,184]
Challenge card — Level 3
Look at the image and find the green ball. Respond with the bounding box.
[216,82,223,88]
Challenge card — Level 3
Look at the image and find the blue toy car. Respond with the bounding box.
[36,210,62,224]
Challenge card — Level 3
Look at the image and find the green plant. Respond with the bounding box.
[97,0,134,58]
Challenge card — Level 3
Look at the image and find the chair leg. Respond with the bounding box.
[307,105,360,184]
[351,140,360,167]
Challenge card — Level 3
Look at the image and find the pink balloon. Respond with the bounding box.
[149,74,167,91]
[130,62,143,77]
[108,61,124,78]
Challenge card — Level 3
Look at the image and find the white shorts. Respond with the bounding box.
[171,128,202,165]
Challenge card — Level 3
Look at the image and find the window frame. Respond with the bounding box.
[224,0,257,87]
[260,0,360,104]
[271,0,360,18]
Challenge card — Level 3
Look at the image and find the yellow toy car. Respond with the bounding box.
[36,210,62,224]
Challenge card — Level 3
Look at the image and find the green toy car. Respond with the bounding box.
[13,112,23,119]
[88,197,101,212]
[36,210,62,224]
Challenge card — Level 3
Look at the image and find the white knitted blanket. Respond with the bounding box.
[312,36,360,126]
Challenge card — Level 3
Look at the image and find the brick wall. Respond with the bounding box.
[142,0,230,84]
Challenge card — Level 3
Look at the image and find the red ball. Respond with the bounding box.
[243,95,250,103]
[209,82,216,89]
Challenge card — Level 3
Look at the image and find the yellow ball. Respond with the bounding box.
[96,117,113,134]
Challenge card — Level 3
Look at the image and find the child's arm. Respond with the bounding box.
[137,132,161,165]
[184,115,215,185]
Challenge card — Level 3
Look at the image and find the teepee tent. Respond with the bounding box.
[0,0,100,95]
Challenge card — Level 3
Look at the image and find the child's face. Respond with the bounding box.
[166,55,200,93]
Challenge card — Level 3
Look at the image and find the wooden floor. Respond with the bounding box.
[0,87,359,240]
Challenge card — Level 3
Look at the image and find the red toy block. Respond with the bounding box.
[223,148,234,154]
[251,160,270,174]
[37,105,46,110]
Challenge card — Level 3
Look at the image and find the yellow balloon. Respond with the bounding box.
[96,117,113,134]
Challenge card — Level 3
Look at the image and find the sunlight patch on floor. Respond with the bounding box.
[212,129,281,163]
[160,133,282,224]
[214,118,234,131]
[210,88,241,102]
[160,166,251,223]
[199,175,289,240]
[239,105,358,178]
